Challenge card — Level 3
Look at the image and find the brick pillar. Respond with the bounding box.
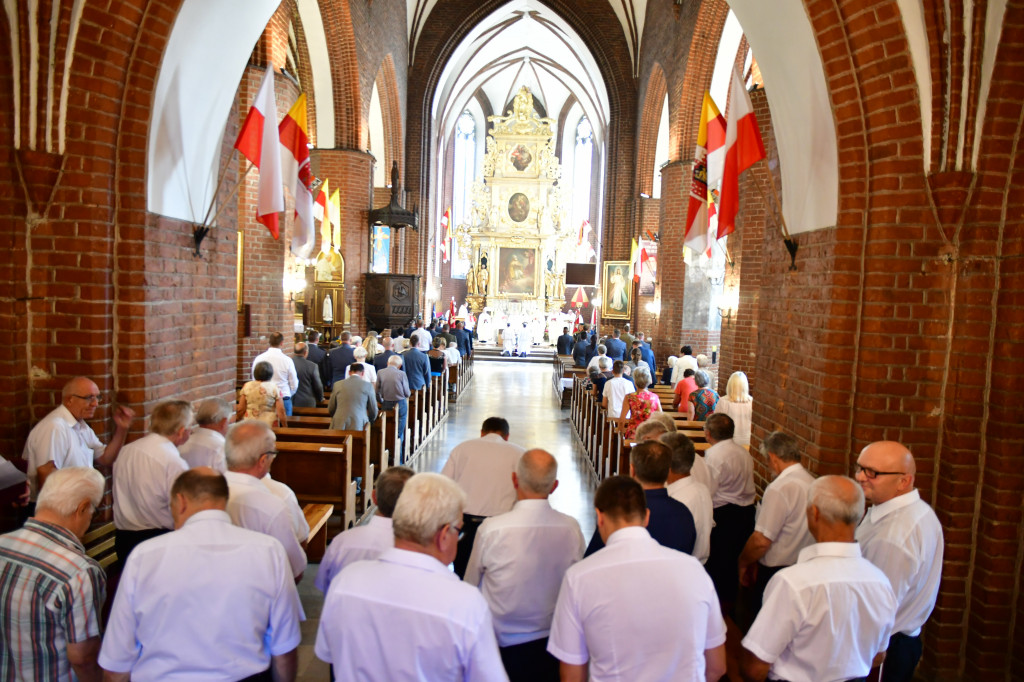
[310,148,374,333]
[718,87,774,404]
[655,161,686,361]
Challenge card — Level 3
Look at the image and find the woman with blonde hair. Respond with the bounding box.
[714,371,753,445]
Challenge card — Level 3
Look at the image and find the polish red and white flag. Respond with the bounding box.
[717,66,766,240]
[234,64,283,238]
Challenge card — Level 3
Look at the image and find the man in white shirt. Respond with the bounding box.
[465,450,585,682]
[661,432,714,564]
[315,465,414,594]
[222,419,307,581]
[738,430,816,620]
[742,476,897,682]
[178,398,232,472]
[643,414,717,498]
[411,318,432,352]
[670,345,698,385]
[99,468,302,682]
[601,361,633,421]
[22,376,135,499]
[854,441,944,682]
[702,412,756,610]
[315,473,507,681]
[252,332,299,417]
[112,400,192,561]
[441,416,526,577]
[548,475,727,681]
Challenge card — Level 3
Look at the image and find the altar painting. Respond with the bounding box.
[498,247,536,296]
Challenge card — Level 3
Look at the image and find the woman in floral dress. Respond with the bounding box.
[618,366,662,440]
[237,361,287,427]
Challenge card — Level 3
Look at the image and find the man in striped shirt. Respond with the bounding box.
[0,467,107,681]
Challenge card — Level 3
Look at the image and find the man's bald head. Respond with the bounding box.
[855,441,916,505]
[61,377,101,420]
[806,475,864,542]
[514,449,558,498]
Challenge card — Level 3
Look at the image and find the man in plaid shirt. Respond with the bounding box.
[0,467,107,681]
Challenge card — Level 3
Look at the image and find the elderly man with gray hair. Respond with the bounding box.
[112,400,193,561]
[741,476,897,682]
[465,450,585,682]
[738,431,816,621]
[178,398,233,471]
[224,419,307,581]
[316,473,506,681]
[0,468,106,681]
[661,432,714,565]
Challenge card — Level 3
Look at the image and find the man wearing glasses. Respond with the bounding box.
[854,441,944,682]
[224,419,307,582]
[22,376,135,500]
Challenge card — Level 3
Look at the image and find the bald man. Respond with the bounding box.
[464,449,585,681]
[854,442,944,682]
[742,476,896,682]
[22,376,135,499]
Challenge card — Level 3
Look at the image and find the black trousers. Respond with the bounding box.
[500,637,560,682]
[881,632,922,682]
[115,527,169,565]
[737,562,786,632]
[706,503,755,607]
[453,513,487,579]
[238,669,273,682]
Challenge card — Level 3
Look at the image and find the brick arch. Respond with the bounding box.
[405,0,638,276]
[675,0,731,158]
[317,0,362,149]
[373,54,404,179]
[636,63,667,197]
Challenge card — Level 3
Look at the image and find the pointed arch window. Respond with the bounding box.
[571,116,594,233]
[450,110,476,277]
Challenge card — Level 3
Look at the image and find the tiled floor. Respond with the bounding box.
[294,361,598,680]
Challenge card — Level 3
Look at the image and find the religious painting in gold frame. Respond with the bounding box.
[601,261,631,319]
[497,247,537,297]
[314,248,345,283]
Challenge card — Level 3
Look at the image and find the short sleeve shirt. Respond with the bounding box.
[549,526,725,681]
[22,405,105,497]
[0,520,106,682]
[755,464,816,567]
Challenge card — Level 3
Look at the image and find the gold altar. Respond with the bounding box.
[455,87,567,315]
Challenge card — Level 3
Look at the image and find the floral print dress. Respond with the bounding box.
[623,390,662,439]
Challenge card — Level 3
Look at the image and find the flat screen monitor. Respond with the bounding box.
[564,262,597,286]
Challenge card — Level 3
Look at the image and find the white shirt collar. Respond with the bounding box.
[774,462,804,482]
[512,498,551,511]
[54,403,81,426]
[182,509,232,527]
[480,433,507,443]
[797,541,862,564]
[378,547,456,578]
[866,488,921,523]
[368,515,393,529]
[604,525,651,547]
[225,471,265,489]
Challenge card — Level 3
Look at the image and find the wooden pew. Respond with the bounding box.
[302,503,334,562]
[84,522,117,570]
[272,436,357,529]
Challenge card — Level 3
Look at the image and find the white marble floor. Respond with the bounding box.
[294,361,597,680]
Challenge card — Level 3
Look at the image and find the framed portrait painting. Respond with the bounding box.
[497,247,537,296]
[601,261,631,319]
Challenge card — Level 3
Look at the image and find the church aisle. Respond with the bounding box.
[294,361,596,680]
[412,361,597,539]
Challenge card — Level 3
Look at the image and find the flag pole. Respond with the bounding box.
[206,161,255,227]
